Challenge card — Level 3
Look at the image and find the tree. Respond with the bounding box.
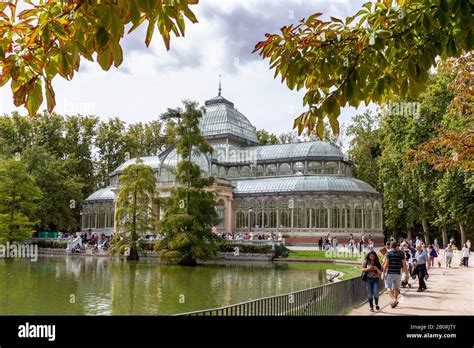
[407,53,473,171]
[113,159,157,261]
[379,68,455,243]
[434,171,474,246]
[0,159,42,243]
[95,117,127,187]
[23,146,83,232]
[346,110,381,190]
[256,129,279,145]
[254,0,473,137]
[0,0,199,115]
[156,101,220,266]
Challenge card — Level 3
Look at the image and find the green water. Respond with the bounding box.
[0,256,332,315]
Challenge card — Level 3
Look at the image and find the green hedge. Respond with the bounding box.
[218,242,272,255]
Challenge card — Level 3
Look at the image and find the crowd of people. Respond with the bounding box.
[216,232,283,241]
[361,236,471,312]
[70,233,113,253]
[317,233,376,252]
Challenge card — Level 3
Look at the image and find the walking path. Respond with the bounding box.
[349,251,474,315]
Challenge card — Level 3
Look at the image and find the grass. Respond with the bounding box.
[288,250,365,261]
[285,262,361,280]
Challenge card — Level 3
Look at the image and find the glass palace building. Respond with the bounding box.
[81,92,383,244]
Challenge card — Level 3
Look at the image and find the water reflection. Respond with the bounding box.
[0,257,329,315]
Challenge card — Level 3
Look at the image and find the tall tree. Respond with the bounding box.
[346,110,381,190]
[113,160,157,261]
[23,146,83,232]
[157,101,220,266]
[95,117,127,187]
[254,0,473,137]
[0,159,42,242]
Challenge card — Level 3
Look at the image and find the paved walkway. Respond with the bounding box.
[349,251,474,315]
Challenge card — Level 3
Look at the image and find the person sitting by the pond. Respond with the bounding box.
[362,251,383,312]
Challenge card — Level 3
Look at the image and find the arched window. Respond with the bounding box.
[267,201,277,228]
[212,164,219,175]
[219,167,226,178]
[331,206,340,228]
[236,211,247,229]
[227,167,238,178]
[365,203,373,229]
[265,164,277,176]
[240,166,251,177]
[216,200,225,228]
[354,205,363,229]
[279,202,290,228]
[279,163,291,175]
[341,207,346,229]
[293,162,304,174]
[315,205,328,228]
[308,161,321,174]
[374,203,382,229]
[256,165,264,177]
[325,162,338,174]
[306,208,315,228]
[256,212,268,228]
[295,202,305,228]
[346,206,352,228]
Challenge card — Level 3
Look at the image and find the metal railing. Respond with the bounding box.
[177,277,383,316]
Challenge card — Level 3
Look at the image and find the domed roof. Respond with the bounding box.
[200,93,258,145]
[109,156,161,177]
[159,147,211,182]
[249,141,344,162]
[233,176,378,196]
[85,187,115,202]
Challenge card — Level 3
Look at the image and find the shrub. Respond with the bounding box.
[218,242,272,255]
[274,243,290,258]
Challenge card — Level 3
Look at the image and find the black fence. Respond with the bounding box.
[178,277,384,316]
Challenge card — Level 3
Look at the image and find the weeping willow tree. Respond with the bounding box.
[112,159,157,261]
[156,101,220,266]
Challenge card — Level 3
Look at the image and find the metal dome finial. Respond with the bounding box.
[218,75,222,96]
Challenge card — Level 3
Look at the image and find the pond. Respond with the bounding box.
[0,256,335,315]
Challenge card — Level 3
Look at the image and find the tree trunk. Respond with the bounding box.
[421,217,430,245]
[127,246,139,261]
[459,223,467,246]
[441,226,448,248]
[406,220,412,241]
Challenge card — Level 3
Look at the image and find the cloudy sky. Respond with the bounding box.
[0,0,370,142]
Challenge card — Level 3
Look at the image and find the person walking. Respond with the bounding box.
[428,244,437,269]
[362,251,382,312]
[414,244,428,292]
[318,237,323,251]
[383,241,409,308]
[461,243,470,267]
[444,243,454,268]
